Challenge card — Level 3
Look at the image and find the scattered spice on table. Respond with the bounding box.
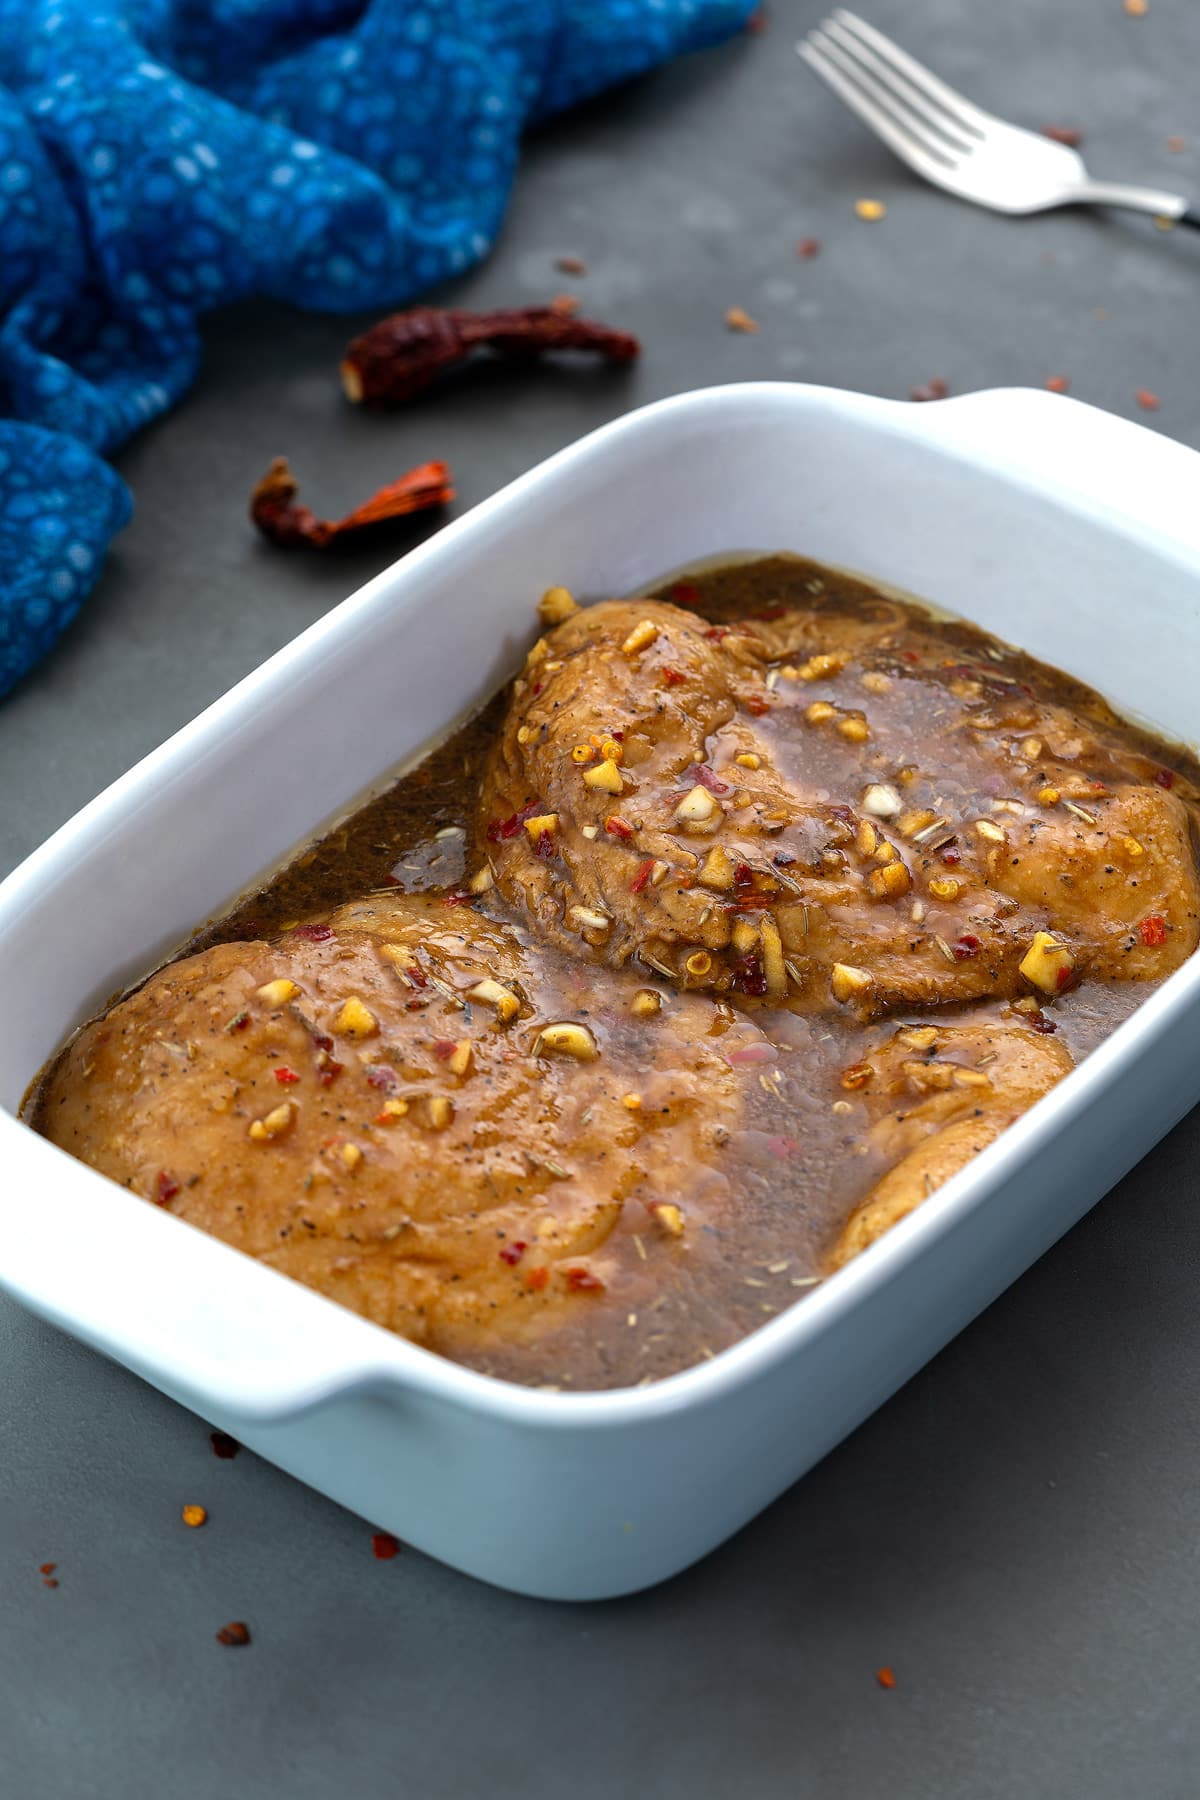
[340,305,640,407]
[855,198,886,221]
[1167,135,1187,152]
[876,1665,897,1689]
[216,1621,251,1647]
[796,237,821,259]
[725,306,759,333]
[250,457,454,549]
[1045,374,1070,393]
[1123,0,1147,15]
[210,1430,240,1460]
[911,377,949,402]
[43,1577,59,1589]
[1136,389,1161,411]
[182,1503,208,1528]
[1041,124,1083,146]
[39,1562,56,1575]
[555,253,587,275]
[372,1531,402,1560]
[549,292,581,317]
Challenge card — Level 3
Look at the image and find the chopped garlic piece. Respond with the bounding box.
[468,978,520,1023]
[334,996,377,1039]
[248,1101,294,1142]
[522,812,559,841]
[468,867,494,894]
[698,845,735,890]
[423,1096,454,1131]
[630,989,663,1018]
[759,914,787,997]
[534,1022,600,1060]
[735,752,761,770]
[583,758,624,794]
[538,585,578,626]
[804,701,837,725]
[730,919,760,955]
[974,819,1006,842]
[341,1142,363,1171]
[651,1202,685,1237]
[256,978,299,1007]
[675,784,718,825]
[837,714,870,743]
[621,619,659,656]
[569,905,612,934]
[1019,931,1075,994]
[581,825,599,840]
[862,783,901,818]
[867,861,912,901]
[831,963,874,1004]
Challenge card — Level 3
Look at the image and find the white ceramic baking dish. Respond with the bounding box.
[3,383,1200,1602]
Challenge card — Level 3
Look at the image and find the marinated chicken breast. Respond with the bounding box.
[827,1020,1074,1269]
[36,894,769,1369]
[481,593,1200,1015]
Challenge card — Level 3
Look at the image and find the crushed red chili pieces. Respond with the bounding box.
[526,1265,550,1291]
[1045,375,1070,394]
[566,1267,605,1293]
[250,456,454,549]
[605,815,634,841]
[155,1170,180,1206]
[1041,124,1083,146]
[1136,389,1161,412]
[724,305,760,333]
[876,1666,897,1690]
[209,1431,240,1460]
[630,859,657,894]
[340,306,640,408]
[371,1531,402,1560]
[796,237,821,259]
[182,1504,208,1528]
[953,934,982,961]
[671,582,703,608]
[911,377,949,402]
[292,922,335,941]
[1154,768,1175,789]
[661,666,687,687]
[1139,914,1168,946]
[685,763,731,795]
[555,253,587,275]
[39,1562,56,1576]
[273,1066,300,1084]
[216,1621,251,1647]
[498,1240,527,1266]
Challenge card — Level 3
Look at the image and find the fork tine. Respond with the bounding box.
[832,10,990,140]
[808,30,961,165]
[821,16,978,153]
[798,39,954,180]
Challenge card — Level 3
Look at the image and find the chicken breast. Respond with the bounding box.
[826,1019,1074,1269]
[34,893,768,1370]
[480,593,1200,1016]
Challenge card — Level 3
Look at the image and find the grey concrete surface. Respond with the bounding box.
[3,3,1200,1795]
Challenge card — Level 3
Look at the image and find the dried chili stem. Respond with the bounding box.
[251,457,454,549]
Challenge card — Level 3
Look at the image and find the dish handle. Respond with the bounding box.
[898,386,1200,555]
[2,1127,412,1425]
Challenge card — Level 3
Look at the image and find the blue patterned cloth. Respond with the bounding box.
[0,0,754,699]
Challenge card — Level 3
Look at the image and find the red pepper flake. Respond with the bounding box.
[565,1267,605,1293]
[1136,389,1161,412]
[796,237,821,259]
[340,306,640,408]
[1153,767,1175,789]
[605,815,634,841]
[902,650,921,664]
[1044,374,1071,394]
[371,1531,401,1560]
[316,1054,344,1087]
[555,253,587,275]
[216,1621,251,1647]
[630,859,657,895]
[661,666,687,687]
[531,681,544,697]
[671,582,703,609]
[251,457,453,549]
[1167,135,1188,153]
[441,888,475,907]
[875,1666,897,1690]
[685,763,731,796]
[273,1066,300,1084]
[766,1135,803,1157]
[744,694,771,717]
[939,846,962,867]
[1139,914,1168,946]
[155,1169,180,1206]
[39,1562,56,1576]
[42,1578,59,1590]
[549,292,581,317]
[724,305,760,334]
[910,377,949,402]
[487,800,543,843]
[293,922,335,941]
[953,934,981,961]
[365,1064,399,1092]
[535,829,555,861]
[1055,964,1073,992]
[209,1431,240,1460]
[704,626,730,643]
[526,1265,550,1291]
[1041,124,1083,146]
[1026,1011,1058,1034]
[498,1240,527,1266]
[432,1040,458,1061]
[224,1010,250,1034]
[730,953,768,996]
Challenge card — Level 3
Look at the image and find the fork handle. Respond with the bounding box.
[1077,181,1200,228]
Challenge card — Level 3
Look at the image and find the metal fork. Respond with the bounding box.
[798,10,1198,229]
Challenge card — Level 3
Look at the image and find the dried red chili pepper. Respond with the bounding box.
[1139,914,1168,946]
[1026,1011,1058,1034]
[371,1532,401,1560]
[273,1066,300,1085]
[630,859,657,895]
[210,1431,240,1460]
[730,953,768,996]
[605,815,634,841]
[340,306,640,408]
[251,456,453,549]
[155,1170,180,1206]
[216,1621,251,1647]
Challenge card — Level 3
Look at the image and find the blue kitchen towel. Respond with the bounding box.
[0,0,755,700]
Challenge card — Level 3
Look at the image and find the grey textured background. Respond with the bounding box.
[4,3,1200,1795]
